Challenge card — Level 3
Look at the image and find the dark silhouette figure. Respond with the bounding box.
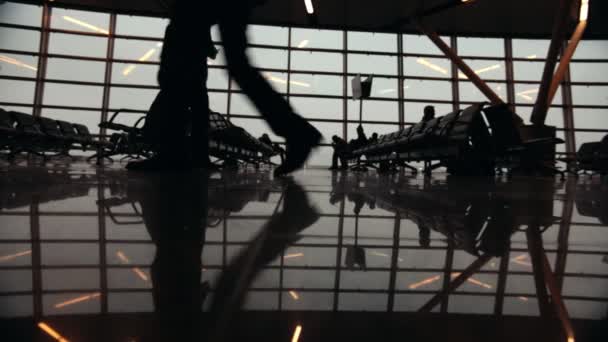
[130,1,321,175]
[259,133,285,163]
[330,135,350,170]
[349,124,368,151]
[206,179,319,341]
[127,171,210,340]
[422,105,435,122]
[369,132,378,143]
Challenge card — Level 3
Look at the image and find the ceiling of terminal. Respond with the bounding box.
[12,0,608,39]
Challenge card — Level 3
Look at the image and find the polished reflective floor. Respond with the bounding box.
[1,162,607,341]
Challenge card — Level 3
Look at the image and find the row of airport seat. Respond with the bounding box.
[0,108,113,161]
[1,107,276,167]
[208,111,276,166]
[351,103,564,176]
[572,135,608,176]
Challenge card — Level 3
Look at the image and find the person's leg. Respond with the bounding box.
[218,9,321,176]
[331,149,339,169]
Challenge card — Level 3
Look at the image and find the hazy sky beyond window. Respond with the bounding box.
[1,1,607,165]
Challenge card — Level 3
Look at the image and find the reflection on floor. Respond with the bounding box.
[0,163,607,341]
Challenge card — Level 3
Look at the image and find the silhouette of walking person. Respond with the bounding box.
[129,1,322,176]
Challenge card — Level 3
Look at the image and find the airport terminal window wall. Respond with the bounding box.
[1,2,608,164]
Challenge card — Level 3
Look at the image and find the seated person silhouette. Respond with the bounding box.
[259,133,285,163]
[369,132,378,143]
[349,124,368,151]
[329,135,350,170]
[422,105,435,123]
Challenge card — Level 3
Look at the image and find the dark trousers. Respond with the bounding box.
[143,22,210,160]
[332,149,348,168]
[218,8,305,139]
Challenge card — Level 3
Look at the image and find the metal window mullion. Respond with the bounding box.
[561,41,576,155]
[397,34,405,128]
[450,36,459,111]
[342,30,348,140]
[505,38,516,111]
[32,4,51,117]
[99,13,117,140]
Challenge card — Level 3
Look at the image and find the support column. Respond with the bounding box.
[450,36,460,112]
[100,14,117,140]
[504,38,516,112]
[530,0,577,125]
[416,20,504,105]
[548,21,587,106]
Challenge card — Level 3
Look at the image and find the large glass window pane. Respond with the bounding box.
[249,47,287,69]
[0,79,35,104]
[112,62,159,86]
[41,109,102,135]
[109,87,157,111]
[306,145,333,167]
[347,100,398,122]
[403,79,452,101]
[572,85,608,106]
[404,56,451,78]
[290,97,342,121]
[232,71,287,93]
[0,2,42,26]
[291,28,342,49]
[116,15,168,38]
[0,27,40,52]
[512,39,550,59]
[348,32,397,53]
[460,59,506,80]
[404,34,450,55]
[46,58,106,82]
[249,25,288,46]
[347,54,397,75]
[49,33,108,58]
[113,39,162,63]
[570,62,608,82]
[209,92,228,113]
[51,8,109,34]
[573,40,608,60]
[572,108,608,130]
[514,83,563,105]
[347,77,398,99]
[459,81,507,103]
[404,102,454,123]
[513,61,545,81]
[0,53,38,78]
[458,37,504,57]
[288,73,342,96]
[44,84,101,108]
[291,51,342,72]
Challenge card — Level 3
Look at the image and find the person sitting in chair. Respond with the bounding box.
[329,135,350,170]
[259,133,285,163]
[422,105,435,122]
[349,125,368,151]
[369,132,378,144]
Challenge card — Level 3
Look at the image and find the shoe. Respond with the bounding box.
[274,123,322,177]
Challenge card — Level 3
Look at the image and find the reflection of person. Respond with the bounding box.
[330,135,350,170]
[422,105,435,122]
[259,133,285,163]
[207,179,319,341]
[127,172,209,340]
